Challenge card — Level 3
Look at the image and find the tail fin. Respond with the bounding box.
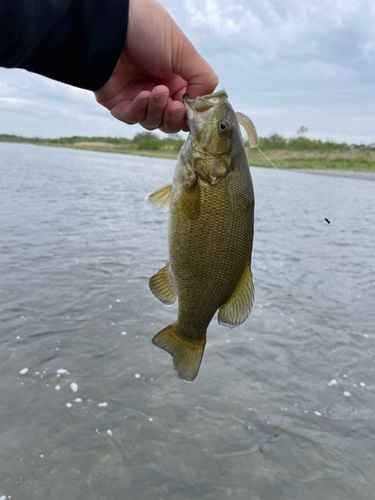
[152,323,205,382]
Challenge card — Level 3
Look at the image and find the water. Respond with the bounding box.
[1,143,374,500]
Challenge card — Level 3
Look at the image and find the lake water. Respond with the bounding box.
[1,142,375,500]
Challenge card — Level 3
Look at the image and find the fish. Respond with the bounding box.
[145,90,258,382]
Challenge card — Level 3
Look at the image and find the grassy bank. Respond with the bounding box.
[1,131,375,172]
[246,148,375,172]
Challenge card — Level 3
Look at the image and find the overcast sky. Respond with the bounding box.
[1,0,374,143]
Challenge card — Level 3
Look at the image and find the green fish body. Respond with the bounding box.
[146,91,256,381]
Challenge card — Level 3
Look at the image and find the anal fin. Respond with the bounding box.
[149,262,177,306]
[152,323,205,382]
[145,184,172,212]
[218,265,254,328]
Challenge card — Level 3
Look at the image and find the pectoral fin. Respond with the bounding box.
[152,323,205,382]
[218,265,254,328]
[149,262,177,305]
[145,184,172,212]
[181,181,200,220]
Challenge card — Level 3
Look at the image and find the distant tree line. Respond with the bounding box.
[1,129,374,152]
[254,127,375,152]
[0,131,185,152]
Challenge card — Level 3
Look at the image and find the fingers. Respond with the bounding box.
[110,84,188,134]
[159,101,186,134]
[140,86,169,130]
[110,90,150,124]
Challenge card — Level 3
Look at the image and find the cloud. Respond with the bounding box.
[0,69,147,138]
[0,0,374,142]
[160,0,375,141]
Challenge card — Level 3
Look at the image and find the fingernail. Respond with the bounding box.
[139,96,148,109]
[155,93,168,107]
[171,109,185,123]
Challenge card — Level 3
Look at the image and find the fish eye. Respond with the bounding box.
[218,120,231,134]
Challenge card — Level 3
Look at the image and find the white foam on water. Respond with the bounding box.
[57,369,69,374]
[98,402,108,407]
[55,385,60,391]
[226,339,230,343]
[148,418,153,421]
[116,299,121,302]
[121,332,127,335]
[40,455,43,458]
[343,391,351,397]
[70,382,78,392]
[328,379,338,386]
[314,411,322,416]
[360,382,366,387]
[19,368,28,375]
[75,398,82,402]
[66,403,72,408]
[134,374,140,378]
[107,429,112,436]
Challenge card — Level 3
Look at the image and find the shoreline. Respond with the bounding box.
[2,140,375,175]
[290,168,375,181]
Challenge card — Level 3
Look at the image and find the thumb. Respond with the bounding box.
[171,31,218,99]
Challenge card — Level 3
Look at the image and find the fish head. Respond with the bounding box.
[182,90,243,184]
[183,90,240,157]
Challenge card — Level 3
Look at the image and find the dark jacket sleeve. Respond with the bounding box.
[0,0,129,91]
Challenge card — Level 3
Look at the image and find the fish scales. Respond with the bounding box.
[169,155,253,336]
[146,90,256,382]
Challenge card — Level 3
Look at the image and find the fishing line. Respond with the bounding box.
[254,146,361,256]
[235,111,360,256]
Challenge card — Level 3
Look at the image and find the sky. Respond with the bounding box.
[0,0,374,143]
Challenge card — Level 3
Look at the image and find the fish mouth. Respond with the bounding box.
[183,90,228,112]
[183,90,228,129]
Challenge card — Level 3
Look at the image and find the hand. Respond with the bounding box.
[94,0,218,134]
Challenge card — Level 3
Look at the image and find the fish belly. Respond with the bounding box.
[169,168,254,340]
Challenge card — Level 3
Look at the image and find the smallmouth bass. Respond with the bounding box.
[146,90,258,382]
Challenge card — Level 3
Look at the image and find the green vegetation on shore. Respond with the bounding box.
[1,128,375,172]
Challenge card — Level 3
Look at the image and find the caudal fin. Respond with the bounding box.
[152,323,205,382]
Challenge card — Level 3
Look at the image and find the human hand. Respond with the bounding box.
[94,0,218,134]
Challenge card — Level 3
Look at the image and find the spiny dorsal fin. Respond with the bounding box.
[236,112,259,148]
[149,262,177,306]
[218,265,254,328]
[152,323,205,382]
[145,184,172,212]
